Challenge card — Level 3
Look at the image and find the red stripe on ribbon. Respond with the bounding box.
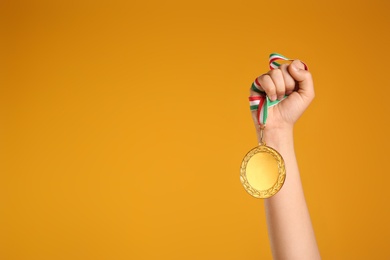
[249,96,262,101]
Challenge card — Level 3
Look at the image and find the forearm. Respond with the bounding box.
[259,127,320,260]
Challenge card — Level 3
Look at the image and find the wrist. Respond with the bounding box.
[256,125,294,149]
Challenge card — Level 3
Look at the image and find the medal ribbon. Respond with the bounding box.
[249,53,308,125]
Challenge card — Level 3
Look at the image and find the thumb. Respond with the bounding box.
[288,59,315,102]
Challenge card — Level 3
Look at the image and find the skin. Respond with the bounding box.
[250,60,321,260]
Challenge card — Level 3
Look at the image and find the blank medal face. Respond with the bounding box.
[246,152,279,190]
[240,145,286,198]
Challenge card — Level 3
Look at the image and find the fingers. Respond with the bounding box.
[251,64,297,102]
[256,74,276,101]
[279,64,296,96]
[268,69,285,101]
[288,60,315,102]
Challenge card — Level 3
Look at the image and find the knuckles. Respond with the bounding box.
[267,68,282,77]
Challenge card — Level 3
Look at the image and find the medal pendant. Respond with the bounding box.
[240,142,286,199]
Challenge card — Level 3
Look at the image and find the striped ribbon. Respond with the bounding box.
[249,53,308,125]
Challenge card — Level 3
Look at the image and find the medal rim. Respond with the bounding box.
[240,144,286,199]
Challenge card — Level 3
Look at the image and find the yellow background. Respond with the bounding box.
[1,0,390,259]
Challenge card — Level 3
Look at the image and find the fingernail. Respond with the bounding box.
[271,95,277,101]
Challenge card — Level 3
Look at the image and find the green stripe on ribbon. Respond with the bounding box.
[251,83,263,94]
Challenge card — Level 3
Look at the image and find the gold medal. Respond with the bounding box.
[240,127,286,198]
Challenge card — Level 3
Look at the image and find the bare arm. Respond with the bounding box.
[251,60,321,259]
[262,127,320,259]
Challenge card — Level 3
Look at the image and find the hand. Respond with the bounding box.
[250,60,315,131]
